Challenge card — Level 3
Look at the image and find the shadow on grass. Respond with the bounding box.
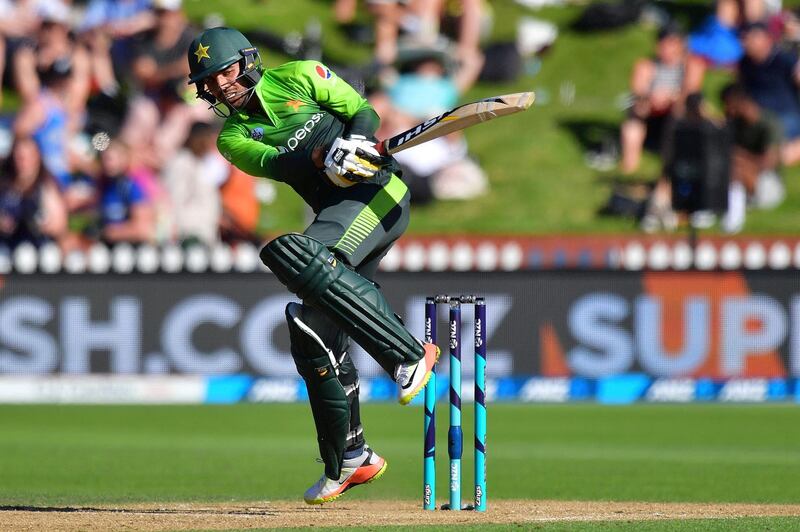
[558,118,620,154]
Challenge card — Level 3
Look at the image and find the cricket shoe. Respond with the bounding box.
[303,446,387,505]
[395,342,440,406]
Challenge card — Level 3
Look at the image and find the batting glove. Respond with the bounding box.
[323,136,387,187]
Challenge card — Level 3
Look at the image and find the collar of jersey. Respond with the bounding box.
[234,75,281,126]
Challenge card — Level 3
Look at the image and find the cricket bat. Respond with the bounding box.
[376,91,535,155]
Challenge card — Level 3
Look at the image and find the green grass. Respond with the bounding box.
[1,403,799,505]
[257,518,800,531]
[176,0,800,235]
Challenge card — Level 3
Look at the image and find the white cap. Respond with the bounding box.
[38,0,71,24]
[152,0,183,10]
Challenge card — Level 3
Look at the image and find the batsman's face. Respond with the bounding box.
[204,61,249,109]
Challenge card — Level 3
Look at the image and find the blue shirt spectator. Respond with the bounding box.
[96,139,155,243]
[100,173,145,226]
[688,14,743,67]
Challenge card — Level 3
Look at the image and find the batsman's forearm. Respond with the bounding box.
[344,106,380,140]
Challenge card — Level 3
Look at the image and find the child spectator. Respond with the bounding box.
[0,137,67,248]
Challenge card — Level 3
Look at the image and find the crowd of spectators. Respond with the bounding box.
[0,0,267,253]
[337,0,494,204]
[623,0,797,234]
[0,0,501,253]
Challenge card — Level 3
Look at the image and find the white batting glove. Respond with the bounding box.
[323,136,385,188]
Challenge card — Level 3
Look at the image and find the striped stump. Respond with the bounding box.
[448,298,463,511]
[474,298,487,511]
[423,297,437,510]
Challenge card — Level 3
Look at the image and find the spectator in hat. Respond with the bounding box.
[620,24,703,175]
[371,42,486,203]
[738,20,800,165]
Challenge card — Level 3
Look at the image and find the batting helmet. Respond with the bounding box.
[187,27,262,114]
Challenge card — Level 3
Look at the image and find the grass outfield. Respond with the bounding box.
[1,403,799,505]
[272,520,800,531]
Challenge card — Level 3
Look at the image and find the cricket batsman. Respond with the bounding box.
[186,27,438,504]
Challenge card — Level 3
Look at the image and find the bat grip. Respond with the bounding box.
[375,141,387,155]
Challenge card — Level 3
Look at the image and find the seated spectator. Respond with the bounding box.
[720,82,783,232]
[95,139,154,244]
[162,122,224,246]
[0,0,46,109]
[79,0,155,42]
[352,0,487,76]
[407,0,489,71]
[120,0,209,169]
[0,137,67,248]
[12,2,91,188]
[371,42,486,203]
[688,0,744,68]
[620,24,702,175]
[738,21,800,165]
[12,1,90,119]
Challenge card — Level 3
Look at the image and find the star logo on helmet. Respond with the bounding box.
[194,42,210,62]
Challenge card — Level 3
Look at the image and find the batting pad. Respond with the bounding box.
[261,233,424,375]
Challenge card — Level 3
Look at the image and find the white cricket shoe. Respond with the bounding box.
[303,446,387,505]
[395,342,440,405]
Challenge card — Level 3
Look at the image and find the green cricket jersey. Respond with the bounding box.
[217,60,398,213]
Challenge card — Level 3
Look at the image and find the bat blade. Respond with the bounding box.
[380,91,535,155]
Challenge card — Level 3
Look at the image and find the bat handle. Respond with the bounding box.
[375,141,388,156]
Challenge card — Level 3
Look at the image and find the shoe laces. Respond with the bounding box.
[394,360,416,386]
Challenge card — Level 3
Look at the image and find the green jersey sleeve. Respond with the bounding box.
[217,122,315,181]
[291,61,380,138]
